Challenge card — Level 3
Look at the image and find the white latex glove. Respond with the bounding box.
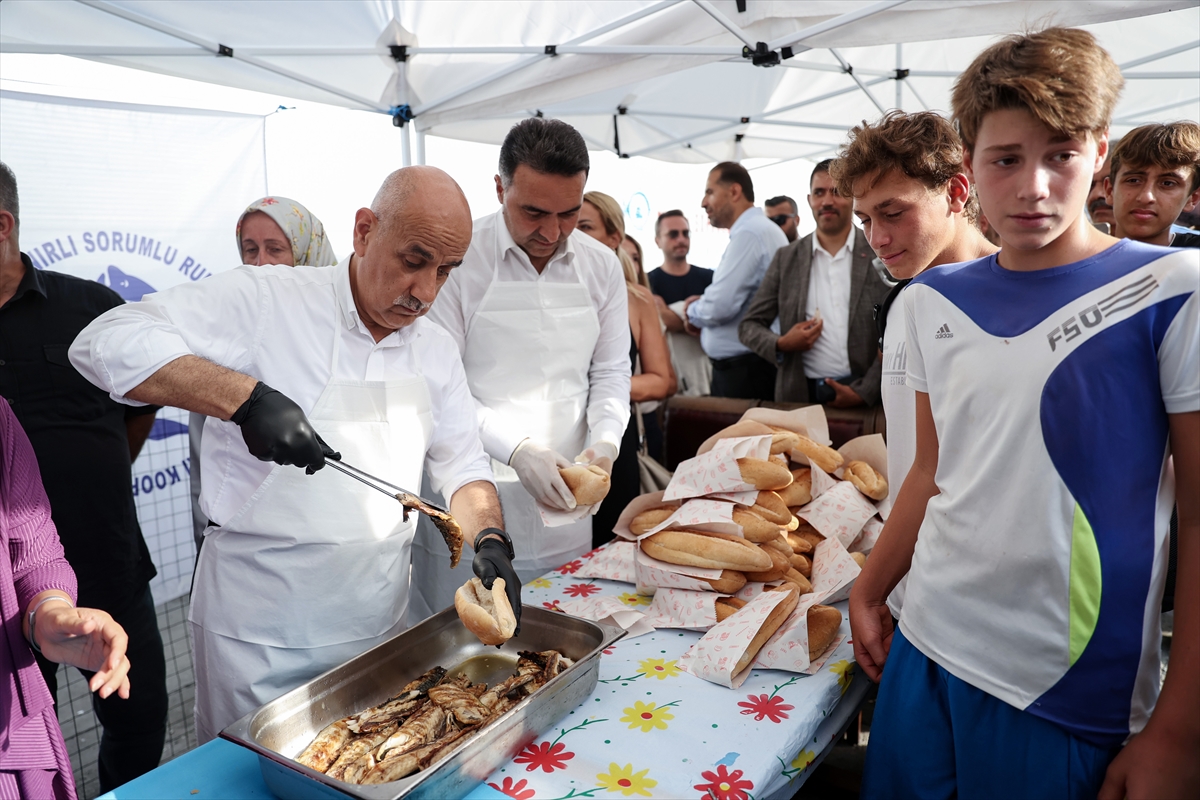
[511,439,576,511]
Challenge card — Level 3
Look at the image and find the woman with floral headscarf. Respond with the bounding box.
[191,197,339,550]
[235,196,337,267]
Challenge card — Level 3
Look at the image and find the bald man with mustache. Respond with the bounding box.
[70,167,519,742]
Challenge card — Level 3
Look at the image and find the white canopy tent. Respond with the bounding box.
[1,0,1196,166]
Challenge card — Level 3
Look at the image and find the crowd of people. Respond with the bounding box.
[0,22,1196,800]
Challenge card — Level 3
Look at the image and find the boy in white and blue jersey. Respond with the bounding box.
[850,27,1200,800]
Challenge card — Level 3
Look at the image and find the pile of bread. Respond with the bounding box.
[619,418,887,669]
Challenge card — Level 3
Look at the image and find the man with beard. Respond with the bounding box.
[1087,138,1118,232]
[739,160,889,406]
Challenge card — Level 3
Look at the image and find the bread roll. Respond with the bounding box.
[733,585,800,679]
[769,453,788,468]
[794,435,844,473]
[807,604,843,660]
[559,465,610,505]
[843,460,888,501]
[731,508,780,543]
[850,551,867,567]
[785,533,814,555]
[696,420,774,455]
[770,431,801,455]
[630,505,677,535]
[747,491,792,526]
[784,515,800,532]
[454,577,517,646]
[782,567,813,594]
[762,533,793,556]
[793,522,824,551]
[736,458,793,491]
[701,570,747,594]
[777,468,813,507]
[641,530,772,572]
[715,596,747,622]
[789,553,812,577]
[743,545,790,582]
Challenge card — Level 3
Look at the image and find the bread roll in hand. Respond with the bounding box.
[455,577,517,646]
[560,465,610,505]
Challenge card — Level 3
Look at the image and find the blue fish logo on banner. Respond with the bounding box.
[98,265,157,301]
[148,417,189,441]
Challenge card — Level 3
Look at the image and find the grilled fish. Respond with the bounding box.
[294,719,351,773]
[341,753,375,784]
[375,705,447,762]
[396,493,463,567]
[348,666,446,735]
[360,728,472,785]
[326,722,398,781]
[427,684,489,726]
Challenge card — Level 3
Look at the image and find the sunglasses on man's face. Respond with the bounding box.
[664,229,690,239]
[769,214,795,227]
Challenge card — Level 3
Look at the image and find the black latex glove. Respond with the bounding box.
[473,535,522,635]
[230,381,340,474]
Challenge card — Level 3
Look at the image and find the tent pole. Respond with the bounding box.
[768,0,910,53]
[627,121,744,158]
[73,0,391,112]
[691,0,757,49]
[895,43,903,109]
[401,125,412,167]
[415,129,427,165]
[1120,40,1199,69]
[1113,96,1200,123]
[830,49,887,115]
[904,79,930,111]
[413,0,682,117]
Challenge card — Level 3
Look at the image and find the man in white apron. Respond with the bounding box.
[411,119,631,619]
[70,167,521,743]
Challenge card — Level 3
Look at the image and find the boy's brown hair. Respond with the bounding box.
[1109,121,1200,192]
[951,27,1123,154]
[830,110,978,220]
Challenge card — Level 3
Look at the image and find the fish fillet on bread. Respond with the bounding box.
[455,577,517,646]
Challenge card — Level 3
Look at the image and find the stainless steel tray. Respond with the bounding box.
[221,605,623,799]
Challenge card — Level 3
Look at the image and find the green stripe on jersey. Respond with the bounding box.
[1069,504,1103,667]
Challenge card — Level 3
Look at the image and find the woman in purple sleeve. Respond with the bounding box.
[1,398,131,798]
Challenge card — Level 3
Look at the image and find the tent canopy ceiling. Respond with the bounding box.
[2,0,1196,163]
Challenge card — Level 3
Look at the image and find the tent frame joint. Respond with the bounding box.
[742,41,781,67]
[389,44,408,62]
[217,44,233,57]
[544,44,558,56]
[894,67,909,80]
[391,104,415,127]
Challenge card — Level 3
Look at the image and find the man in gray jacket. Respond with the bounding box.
[739,160,890,406]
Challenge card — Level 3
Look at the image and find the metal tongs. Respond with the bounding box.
[323,456,449,521]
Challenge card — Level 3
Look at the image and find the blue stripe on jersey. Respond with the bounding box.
[911,240,1172,338]
[1030,295,1188,747]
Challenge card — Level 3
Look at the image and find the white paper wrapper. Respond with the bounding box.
[663,435,771,501]
[709,490,762,505]
[797,481,878,547]
[643,587,719,630]
[559,596,654,639]
[536,500,592,528]
[633,554,714,594]
[850,516,884,555]
[612,490,672,541]
[809,537,862,604]
[741,405,831,452]
[677,589,794,689]
[804,634,847,674]
[836,433,891,516]
[734,581,767,601]
[807,459,840,501]
[640,499,743,539]
[575,541,637,584]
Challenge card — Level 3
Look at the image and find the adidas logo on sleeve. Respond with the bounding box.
[934,323,953,339]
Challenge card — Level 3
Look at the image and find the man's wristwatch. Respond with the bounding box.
[474,527,515,560]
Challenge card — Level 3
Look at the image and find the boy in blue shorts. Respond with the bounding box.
[849,27,1199,800]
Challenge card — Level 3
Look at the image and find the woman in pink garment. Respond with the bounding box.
[1,398,131,799]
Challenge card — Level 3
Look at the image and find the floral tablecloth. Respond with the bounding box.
[482,546,865,800]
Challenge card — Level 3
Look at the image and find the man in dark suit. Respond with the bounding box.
[739,160,890,406]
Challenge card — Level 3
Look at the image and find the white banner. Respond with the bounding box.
[0,90,267,604]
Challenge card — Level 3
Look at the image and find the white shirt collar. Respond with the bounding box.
[812,230,854,260]
[493,207,576,274]
[333,254,420,346]
[729,205,764,234]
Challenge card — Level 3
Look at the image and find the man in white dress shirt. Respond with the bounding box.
[69,167,520,743]
[683,162,787,400]
[410,118,631,619]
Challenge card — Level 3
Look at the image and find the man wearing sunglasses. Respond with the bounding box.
[648,210,713,396]
[765,196,800,243]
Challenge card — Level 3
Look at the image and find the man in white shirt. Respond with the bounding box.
[683,162,787,400]
[740,160,889,405]
[69,167,518,743]
[410,118,631,619]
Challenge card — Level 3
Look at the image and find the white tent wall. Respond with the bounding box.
[0,90,267,606]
